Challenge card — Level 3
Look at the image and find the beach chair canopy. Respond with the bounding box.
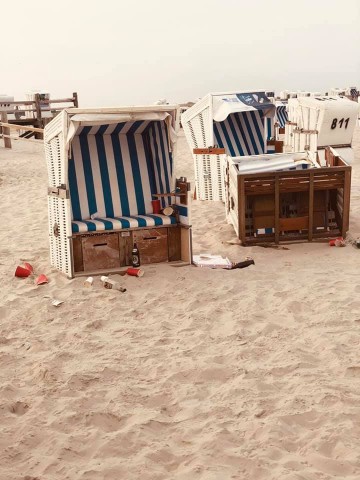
[275,101,288,128]
[182,91,276,157]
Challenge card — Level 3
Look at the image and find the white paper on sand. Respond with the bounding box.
[193,254,232,269]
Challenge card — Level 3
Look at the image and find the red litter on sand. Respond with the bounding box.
[15,265,32,278]
[126,267,144,277]
[23,262,34,273]
[35,274,48,285]
[329,237,345,247]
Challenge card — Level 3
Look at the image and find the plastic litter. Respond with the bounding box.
[126,267,144,277]
[100,276,126,292]
[35,274,48,285]
[15,265,31,278]
[83,276,94,287]
[52,299,63,307]
[329,237,346,247]
[23,262,34,273]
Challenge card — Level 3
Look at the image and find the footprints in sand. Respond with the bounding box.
[9,401,30,416]
[345,366,360,377]
[84,412,128,433]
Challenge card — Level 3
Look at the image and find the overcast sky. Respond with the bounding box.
[2,0,359,106]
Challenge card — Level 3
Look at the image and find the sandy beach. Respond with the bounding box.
[1,128,360,479]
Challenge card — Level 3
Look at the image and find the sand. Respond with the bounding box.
[1,129,360,480]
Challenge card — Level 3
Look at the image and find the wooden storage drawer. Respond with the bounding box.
[133,228,168,264]
[82,233,120,271]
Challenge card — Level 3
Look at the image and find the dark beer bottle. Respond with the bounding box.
[132,243,140,267]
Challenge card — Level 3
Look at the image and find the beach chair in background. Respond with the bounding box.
[181,91,277,201]
[284,95,359,164]
[44,106,192,278]
[222,148,352,245]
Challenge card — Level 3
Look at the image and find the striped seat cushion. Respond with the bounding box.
[72,214,176,233]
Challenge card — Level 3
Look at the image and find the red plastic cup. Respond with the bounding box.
[126,267,144,277]
[23,262,33,273]
[35,274,48,285]
[15,266,31,278]
[329,237,343,247]
[152,199,161,214]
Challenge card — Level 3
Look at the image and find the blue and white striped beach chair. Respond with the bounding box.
[45,106,192,277]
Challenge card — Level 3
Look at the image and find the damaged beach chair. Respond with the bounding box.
[44,105,192,278]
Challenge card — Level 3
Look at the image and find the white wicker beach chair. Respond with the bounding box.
[44,106,192,277]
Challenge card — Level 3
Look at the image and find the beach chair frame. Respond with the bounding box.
[44,106,192,277]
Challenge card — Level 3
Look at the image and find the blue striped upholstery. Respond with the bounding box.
[69,120,174,232]
[266,117,275,141]
[276,105,288,128]
[213,111,265,156]
[72,214,176,233]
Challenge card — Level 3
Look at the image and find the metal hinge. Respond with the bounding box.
[48,185,69,199]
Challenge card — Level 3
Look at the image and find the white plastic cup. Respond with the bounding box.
[84,276,94,287]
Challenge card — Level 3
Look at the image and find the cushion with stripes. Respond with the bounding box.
[72,214,177,233]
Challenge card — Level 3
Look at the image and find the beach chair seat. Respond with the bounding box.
[72,214,177,233]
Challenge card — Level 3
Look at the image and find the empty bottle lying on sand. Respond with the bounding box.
[100,276,126,292]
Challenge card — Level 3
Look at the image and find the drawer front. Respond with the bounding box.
[82,234,120,271]
[133,228,168,264]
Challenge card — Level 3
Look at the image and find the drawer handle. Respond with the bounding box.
[144,236,158,240]
[93,243,108,247]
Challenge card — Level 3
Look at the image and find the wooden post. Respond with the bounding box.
[274,174,280,244]
[308,172,314,241]
[342,169,351,236]
[34,93,42,124]
[73,92,78,108]
[34,94,43,139]
[1,112,11,148]
[238,176,246,244]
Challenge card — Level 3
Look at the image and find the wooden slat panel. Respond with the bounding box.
[133,228,168,264]
[82,233,120,272]
[168,227,181,261]
[193,147,225,154]
[342,170,351,236]
[119,231,133,266]
[279,216,309,231]
[308,172,314,241]
[275,174,280,244]
[72,236,84,272]
[239,176,246,244]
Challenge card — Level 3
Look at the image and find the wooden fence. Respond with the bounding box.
[0,92,78,148]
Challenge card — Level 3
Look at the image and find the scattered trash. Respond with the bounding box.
[35,274,48,286]
[52,299,63,307]
[132,243,141,267]
[163,206,174,216]
[193,254,232,269]
[100,276,126,292]
[83,276,94,287]
[126,267,144,277]
[259,245,290,250]
[230,259,255,269]
[329,237,346,247]
[15,265,32,278]
[23,262,33,273]
[193,254,255,270]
